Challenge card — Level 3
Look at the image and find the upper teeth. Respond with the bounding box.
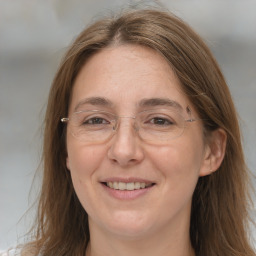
[106,182,152,190]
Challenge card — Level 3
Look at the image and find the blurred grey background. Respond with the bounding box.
[0,0,255,251]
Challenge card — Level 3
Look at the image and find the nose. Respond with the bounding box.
[107,118,144,167]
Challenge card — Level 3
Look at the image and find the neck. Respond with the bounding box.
[86,218,195,256]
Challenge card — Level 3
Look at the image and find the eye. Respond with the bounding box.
[83,117,109,125]
[149,117,174,126]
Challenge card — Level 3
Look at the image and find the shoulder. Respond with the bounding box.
[0,248,37,256]
[0,249,20,256]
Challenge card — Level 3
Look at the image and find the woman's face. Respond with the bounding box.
[66,45,211,239]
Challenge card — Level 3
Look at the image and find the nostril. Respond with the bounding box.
[110,158,118,164]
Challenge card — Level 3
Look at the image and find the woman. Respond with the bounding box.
[5,7,255,256]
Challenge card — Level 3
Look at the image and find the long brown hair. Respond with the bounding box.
[24,7,255,256]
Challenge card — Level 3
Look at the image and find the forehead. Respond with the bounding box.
[69,45,191,113]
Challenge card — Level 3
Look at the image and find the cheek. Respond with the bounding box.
[66,141,107,210]
[66,139,107,207]
[147,137,205,188]
[67,141,105,177]
[156,146,201,171]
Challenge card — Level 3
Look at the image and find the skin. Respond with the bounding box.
[66,45,226,256]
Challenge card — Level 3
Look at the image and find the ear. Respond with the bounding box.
[199,128,227,177]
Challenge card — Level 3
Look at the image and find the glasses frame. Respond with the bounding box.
[60,108,197,144]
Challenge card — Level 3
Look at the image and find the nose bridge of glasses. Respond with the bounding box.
[113,116,137,131]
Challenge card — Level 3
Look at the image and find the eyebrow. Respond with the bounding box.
[74,97,113,111]
[139,98,183,110]
[74,97,183,112]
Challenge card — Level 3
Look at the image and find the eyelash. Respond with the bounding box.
[82,117,110,125]
[148,117,174,126]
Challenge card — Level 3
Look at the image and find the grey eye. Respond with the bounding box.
[149,117,174,126]
[84,117,109,125]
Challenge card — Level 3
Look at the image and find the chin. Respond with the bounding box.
[101,211,154,238]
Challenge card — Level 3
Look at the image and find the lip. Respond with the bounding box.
[100,177,156,200]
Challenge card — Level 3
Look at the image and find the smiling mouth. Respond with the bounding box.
[102,181,155,191]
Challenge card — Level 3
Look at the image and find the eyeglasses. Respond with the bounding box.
[61,108,196,144]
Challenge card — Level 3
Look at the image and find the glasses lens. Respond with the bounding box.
[137,109,185,142]
[70,110,115,142]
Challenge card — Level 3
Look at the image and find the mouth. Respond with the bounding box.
[102,181,155,191]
